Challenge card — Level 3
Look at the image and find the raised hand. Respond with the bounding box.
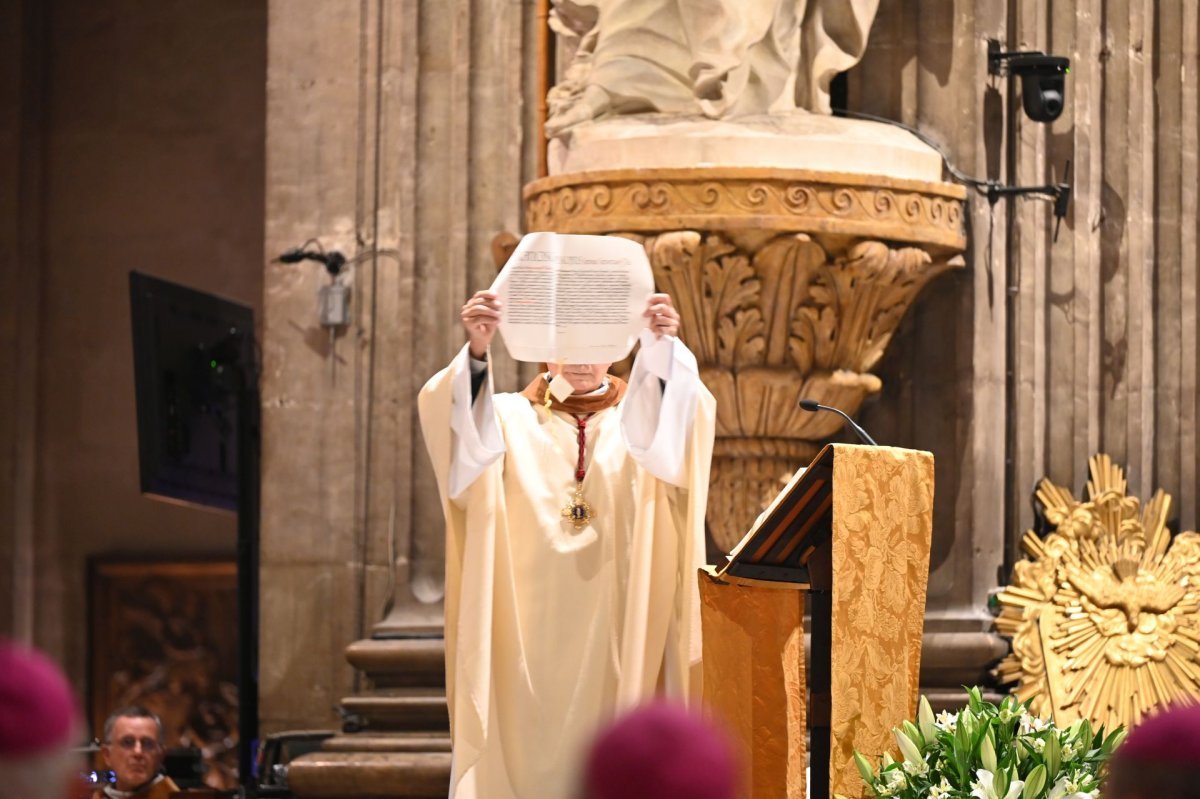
[461,290,502,358]
[644,293,681,339]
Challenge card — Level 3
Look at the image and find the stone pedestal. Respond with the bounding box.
[287,639,451,798]
[526,118,967,550]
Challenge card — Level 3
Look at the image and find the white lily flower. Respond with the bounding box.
[970,769,1024,799]
[928,778,953,799]
[894,728,924,765]
[1018,712,1050,735]
[1047,774,1097,799]
[876,768,906,797]
[935,710,958,732]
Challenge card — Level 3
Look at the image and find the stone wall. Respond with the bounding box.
[849,0,1199,693]
[0,0,266,695]
[259,0,539,733]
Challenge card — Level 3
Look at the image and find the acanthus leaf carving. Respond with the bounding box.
[555,170,965,551]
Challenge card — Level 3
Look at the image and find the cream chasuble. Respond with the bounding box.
[418,332,715,799]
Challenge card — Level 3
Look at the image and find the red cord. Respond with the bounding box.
[573,414,589,482]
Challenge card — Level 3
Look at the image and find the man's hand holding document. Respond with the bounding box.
[490,232,655,364]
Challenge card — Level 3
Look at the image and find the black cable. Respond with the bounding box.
[832,108,992,192]
[834,108,1071,231]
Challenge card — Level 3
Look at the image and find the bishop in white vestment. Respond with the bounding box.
[418,291,715,799]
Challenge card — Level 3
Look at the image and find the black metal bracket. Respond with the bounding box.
[985,160,1073,241]
[987,40,1070,78]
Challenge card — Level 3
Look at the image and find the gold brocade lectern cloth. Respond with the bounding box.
[701,445,934,799]
[829,446,933,796]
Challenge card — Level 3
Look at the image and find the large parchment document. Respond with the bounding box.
[491,232,654,364]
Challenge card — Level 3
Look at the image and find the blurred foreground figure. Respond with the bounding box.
[583,702,737,799]
[1104,704,1200,799]
[0,641,82,799]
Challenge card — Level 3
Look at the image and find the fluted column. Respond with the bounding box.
[259,0,537,745]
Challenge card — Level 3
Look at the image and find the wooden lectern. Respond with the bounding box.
[699,444,934,799]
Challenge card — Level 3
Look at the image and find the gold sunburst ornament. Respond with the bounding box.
[995,453,1200,730]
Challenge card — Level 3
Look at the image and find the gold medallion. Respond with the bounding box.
[562,483,594,529]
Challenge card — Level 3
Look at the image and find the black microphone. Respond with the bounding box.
[276,248,312,264]
[798,399,878,446]
[276,248,347,277]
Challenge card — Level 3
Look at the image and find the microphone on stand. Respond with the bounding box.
[798,399,878,446]
[276,247,348,277]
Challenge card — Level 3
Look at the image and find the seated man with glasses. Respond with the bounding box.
[93,708,177,799]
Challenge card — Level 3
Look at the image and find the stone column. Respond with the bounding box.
[1002,0,1200,542]
[0,0,45,644]
[261,1,537,795]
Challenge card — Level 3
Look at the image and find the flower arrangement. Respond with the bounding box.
[846,688,1125,799]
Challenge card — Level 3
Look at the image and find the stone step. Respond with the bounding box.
[286,750,451,799]
[346,637,446,688]
[322,732,451,754]
[340,687,449,732]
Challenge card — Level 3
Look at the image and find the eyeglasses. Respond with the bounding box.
[110,736,161,752]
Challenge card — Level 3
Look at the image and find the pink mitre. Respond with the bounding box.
[0,640,80,758]
[1112,703,1200,766]
[583,701,738,799]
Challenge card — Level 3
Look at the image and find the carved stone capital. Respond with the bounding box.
[525,170,966,551]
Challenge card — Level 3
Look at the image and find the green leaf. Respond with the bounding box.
[961,708,976,738]
[952,724,971,784]
[994,764,1010,798]
[1022,764,1046,799]
[955,717,972,760]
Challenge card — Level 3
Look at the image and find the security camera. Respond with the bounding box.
[989,45,1071,123]
[1009,54,1070,122]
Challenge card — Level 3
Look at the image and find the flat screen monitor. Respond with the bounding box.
[129,271,254,511]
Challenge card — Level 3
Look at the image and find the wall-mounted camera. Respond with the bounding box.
[989,43,1071,123]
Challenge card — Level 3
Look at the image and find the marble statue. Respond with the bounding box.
[546,0,880,136]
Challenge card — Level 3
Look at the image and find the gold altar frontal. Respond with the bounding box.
[698,444,935,799]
